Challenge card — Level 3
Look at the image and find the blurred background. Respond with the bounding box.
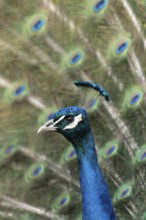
[1,0,146,219]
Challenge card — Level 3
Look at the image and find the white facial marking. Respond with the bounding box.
[64,114,82,130]
[54,115,65,125]
[37,115,66,133]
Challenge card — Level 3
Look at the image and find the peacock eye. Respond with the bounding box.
[64,116,74,123]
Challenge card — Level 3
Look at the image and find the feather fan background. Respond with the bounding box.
[0,0,146,219]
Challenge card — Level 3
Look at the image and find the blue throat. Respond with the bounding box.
[65,125,116,220]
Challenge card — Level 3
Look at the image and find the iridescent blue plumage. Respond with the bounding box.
[48,106,85,119]
[74,81,111,102]
[37,81,115,219]
[38,104,115,219]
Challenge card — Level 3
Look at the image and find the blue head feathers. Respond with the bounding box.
[38,81,110,140]
[38,81,110,138]
[38,106,90,143]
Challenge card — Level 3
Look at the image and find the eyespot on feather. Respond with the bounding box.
[60,146,77,164]
[113,183,133,204]
[51,193,71,212]
[4,82,29,103]
[86,0,110,18]
[25,164,45,182]
[107,33,132,60]
[62,49,85,69]
[123,86,145,110]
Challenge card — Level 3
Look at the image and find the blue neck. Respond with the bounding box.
[69,128,116,220]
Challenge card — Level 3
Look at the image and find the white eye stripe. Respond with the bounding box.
[43,115,65,129]
[64,114,82,130]
[54,115,65,125]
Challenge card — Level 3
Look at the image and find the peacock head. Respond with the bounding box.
[37,106,90,141]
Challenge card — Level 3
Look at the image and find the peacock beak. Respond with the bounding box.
[37,119,57,133]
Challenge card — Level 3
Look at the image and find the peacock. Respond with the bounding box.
[38,81,116,220]
[1,0,146,219]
